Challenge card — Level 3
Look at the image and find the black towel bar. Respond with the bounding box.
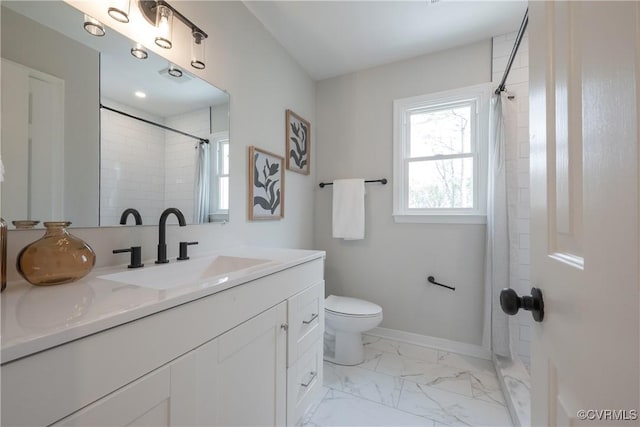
[319,178,387,188]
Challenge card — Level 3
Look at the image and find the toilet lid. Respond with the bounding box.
[325,295,382,316]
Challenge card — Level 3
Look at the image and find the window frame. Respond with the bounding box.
[210,131,229,218]
[392,83,491,224]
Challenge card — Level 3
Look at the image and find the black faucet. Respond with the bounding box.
[156,208,186,264]
[120,208,142,225]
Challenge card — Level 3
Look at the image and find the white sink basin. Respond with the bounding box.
[98,255,273,290]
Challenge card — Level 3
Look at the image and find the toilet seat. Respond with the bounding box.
[325,295,382,317]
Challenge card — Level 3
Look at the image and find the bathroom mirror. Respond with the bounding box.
[0,1,230,228]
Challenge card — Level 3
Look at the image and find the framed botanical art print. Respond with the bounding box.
[285,109,310,175]
[248,146,285,220]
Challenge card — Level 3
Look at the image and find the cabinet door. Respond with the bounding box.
[53,365,171,427]
[52,352,197,427]
[195,301,288,426]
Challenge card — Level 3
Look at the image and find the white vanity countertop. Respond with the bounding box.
[0,247,325,364]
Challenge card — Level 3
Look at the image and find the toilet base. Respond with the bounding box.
[323,329,364,366]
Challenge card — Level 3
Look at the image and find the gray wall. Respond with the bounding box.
[1,7,100,226]
[212,103,230,133]
[314,40,491,346]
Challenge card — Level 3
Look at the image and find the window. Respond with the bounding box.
[210,131,229,218]
[393,84,490,223]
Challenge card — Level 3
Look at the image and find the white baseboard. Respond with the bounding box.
[368,327,491,360]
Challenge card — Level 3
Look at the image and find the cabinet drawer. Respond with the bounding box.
[288,281,324,365]
[287,339,324,427]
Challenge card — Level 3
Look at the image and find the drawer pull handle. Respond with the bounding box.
[301,371,317,387]
[302,313,318,325]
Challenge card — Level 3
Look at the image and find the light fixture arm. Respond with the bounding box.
[139,0,208,39]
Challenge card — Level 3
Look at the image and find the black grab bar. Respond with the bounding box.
[428,276,456,291]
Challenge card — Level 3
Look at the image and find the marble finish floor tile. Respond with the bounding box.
[470,370,506,407]
[363,335,439,362]
[301,386,331,426]
[324,362,403,407]
[397,382,512,427]
[436,351,496,373]
[307,336,512,427]
[375,352,474,397]
[360,346,385,371]
[306,389,435,426]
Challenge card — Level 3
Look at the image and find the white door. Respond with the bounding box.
[529,2,639,425]
[0,59,64,222]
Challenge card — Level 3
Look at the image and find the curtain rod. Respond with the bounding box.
[100,104,209,144]
[495,8,528,95]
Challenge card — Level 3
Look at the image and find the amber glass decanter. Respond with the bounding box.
[16,221,96,286]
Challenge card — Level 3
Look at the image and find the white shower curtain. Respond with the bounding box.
[486,92,518,358]
[193,142,211,224]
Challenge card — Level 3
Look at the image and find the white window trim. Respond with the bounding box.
[210,131,229,216]
[392,83,491,224]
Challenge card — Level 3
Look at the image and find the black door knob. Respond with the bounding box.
[500,287,544,322]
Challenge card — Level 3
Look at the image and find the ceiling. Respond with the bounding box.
[244,1,527,81]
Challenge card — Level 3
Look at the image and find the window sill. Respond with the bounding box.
[393,214,487,225]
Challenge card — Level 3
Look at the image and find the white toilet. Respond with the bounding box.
[323,295,383,365]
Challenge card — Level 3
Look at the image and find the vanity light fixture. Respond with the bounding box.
[190,30,206,70]
[168,64,183,78]
[108,0,130,23]
[154,4,173,49]
[138,1,209,69]
[83,14,106,37]
[131,43,149,59]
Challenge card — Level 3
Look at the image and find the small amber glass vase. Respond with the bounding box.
[16,221,96,286]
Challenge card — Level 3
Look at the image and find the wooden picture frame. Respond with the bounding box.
[248,146,285,220]
[285,109,310,175]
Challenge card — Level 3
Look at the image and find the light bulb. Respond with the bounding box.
[155,5,173,49]
[191,30,206,70]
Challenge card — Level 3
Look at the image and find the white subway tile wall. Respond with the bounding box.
[100,101,166,226]
[100,100,210,226]
[164,109,211,224]
[492,32,531,369]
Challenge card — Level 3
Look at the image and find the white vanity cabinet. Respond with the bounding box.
[52,353,197,427]
[53,302,289,427]
[1,253,324,427]
[286,281,325,426]
[193,301,288,426]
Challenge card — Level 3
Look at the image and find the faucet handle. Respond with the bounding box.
[177,241,198,261]
[113,246,144,269]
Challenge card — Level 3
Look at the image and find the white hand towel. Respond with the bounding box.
[332,179,365,240]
